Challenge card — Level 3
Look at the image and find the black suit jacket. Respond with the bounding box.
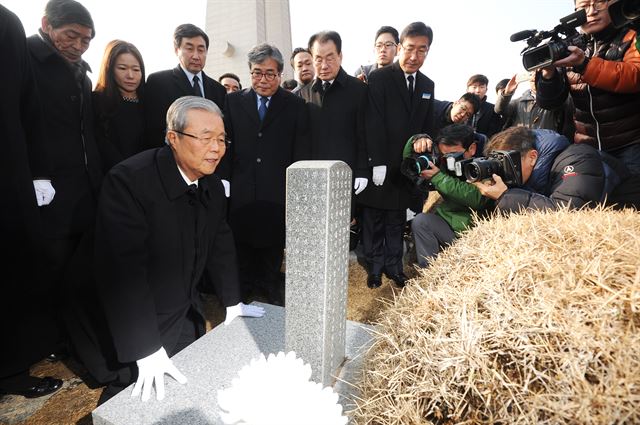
[359,62,435,210]
[299,67,368,177]
[219,87,309,246]
[144,65,226,148]
[95,146,241,362]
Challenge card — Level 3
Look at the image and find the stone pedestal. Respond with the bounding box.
[284,161,352,386]
[92,304,373,425]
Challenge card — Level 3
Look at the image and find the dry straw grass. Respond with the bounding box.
[352,207,640,424]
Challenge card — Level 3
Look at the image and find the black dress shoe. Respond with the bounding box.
[1,377,63,398]
[385,272,408,288]
[367,274,382,289]
[45,351,68,362]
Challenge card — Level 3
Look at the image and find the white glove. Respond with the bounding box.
[224,302,266,326]
[353,178,368,195]
[372,166,387,186]
[132,347,187,402]
[221,179,230,198]
[33,179,55,206]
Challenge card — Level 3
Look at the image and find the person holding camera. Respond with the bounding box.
[403,124,490,267]
[536,0,640,175]
[472,127,628,211]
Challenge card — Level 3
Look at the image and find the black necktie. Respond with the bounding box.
[192,75,203,97]
[407,75,414,98]
[322,80,331,98]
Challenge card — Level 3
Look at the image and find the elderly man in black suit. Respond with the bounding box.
[218,43,309,305]
[299,30,369,250]
[0,4,63,399]
[144,24,226,149]
[96,96,264,402]
[358,22,436,289]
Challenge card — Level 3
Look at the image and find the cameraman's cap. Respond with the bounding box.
[45,0,95,39]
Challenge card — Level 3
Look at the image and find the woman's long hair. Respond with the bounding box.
[94,40,145,113]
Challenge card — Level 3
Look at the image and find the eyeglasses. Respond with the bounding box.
[250,71,279,81]
[313,54,338,65]
[400,44,429,58]
[171,129,228,147]
[575,0,608,12]
[374,41,397,51]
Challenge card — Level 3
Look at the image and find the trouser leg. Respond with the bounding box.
[412,213,456,268]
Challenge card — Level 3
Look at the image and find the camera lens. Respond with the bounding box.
[415,155,431,173]
[464,158,500,182]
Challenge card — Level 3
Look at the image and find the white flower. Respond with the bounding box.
[218,351,348,425]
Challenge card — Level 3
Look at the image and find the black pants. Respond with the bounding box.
[236,242,284,303]
[361,207,406,276]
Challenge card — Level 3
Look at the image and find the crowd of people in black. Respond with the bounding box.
[1,0,639,405]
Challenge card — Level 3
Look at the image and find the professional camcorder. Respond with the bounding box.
[511,9,588,71]
[608,0,640,27]
[463,150,523,187]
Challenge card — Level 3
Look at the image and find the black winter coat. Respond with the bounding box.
[358,62,435,210]
[299,68,368,177]
[95,146,241,362]
[27,34,103,238]
[497,143,617,212]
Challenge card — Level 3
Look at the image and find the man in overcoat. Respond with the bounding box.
[96,96,263,402]
[358,22,436,289]
[218,43,309,305]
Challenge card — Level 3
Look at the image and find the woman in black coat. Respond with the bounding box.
[93,40,146,173]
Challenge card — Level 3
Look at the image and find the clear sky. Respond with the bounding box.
[5,0,575,103]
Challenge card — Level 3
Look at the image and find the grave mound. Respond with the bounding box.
[353,207,640,424]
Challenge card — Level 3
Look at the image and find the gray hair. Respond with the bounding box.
[44,0,95,38]
[247,43,284,73]
[165,96,222,144]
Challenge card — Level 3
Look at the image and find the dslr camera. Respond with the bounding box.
[511,9,588,71]
[463,150,523,187]
[401,149,469,181]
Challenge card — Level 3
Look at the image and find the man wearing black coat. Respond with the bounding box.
[299,30,369,207]
[0,3,63,399]
[96,96,263,402]
[473,127,629,211]
[358,22,436,289]
[218,43,309,305]
[144,23,226,149]
[465,74,503,139]
[26,0,104,368]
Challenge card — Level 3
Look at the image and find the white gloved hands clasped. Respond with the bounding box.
[353,178,368,195]
[224,302,265,326]
[33,179,55,206]
[132,347,187,402]
[221,179,230,198]
[372,166,387,186]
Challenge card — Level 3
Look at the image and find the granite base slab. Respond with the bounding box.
[92,303,374,425]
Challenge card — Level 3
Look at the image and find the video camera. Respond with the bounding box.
[609,0,640,27]
[511,9,588,72]
[463,150,523,187]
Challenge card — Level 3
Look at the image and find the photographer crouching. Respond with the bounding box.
[401,124,490,267]
[536,0,640,175]
[472,127,629,211]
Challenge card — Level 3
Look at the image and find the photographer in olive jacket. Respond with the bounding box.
[473,127,628,211]
[401,124,490,267]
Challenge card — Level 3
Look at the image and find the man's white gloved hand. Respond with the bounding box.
[224,302,266,326]
[221,179,230,198]
[132,347,187,402]
[353,178,368,195]
[372,166,387,186]
[33,179,55,206]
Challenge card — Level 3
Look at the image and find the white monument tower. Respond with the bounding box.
[204,0,293,88]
